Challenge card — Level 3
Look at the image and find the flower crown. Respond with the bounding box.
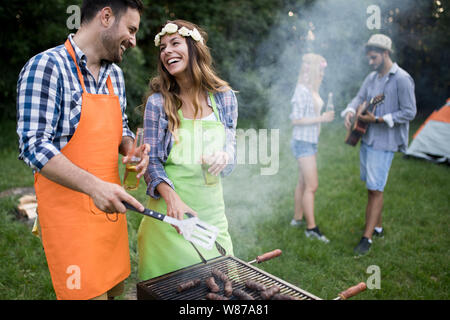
[154,23,204,47]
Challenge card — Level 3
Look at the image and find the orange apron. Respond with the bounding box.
[34,40,130,300]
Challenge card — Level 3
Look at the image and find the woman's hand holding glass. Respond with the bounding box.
[201,151,229,177]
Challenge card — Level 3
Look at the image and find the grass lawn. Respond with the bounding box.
[0,118,448,299]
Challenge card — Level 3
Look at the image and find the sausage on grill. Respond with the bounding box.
[206,293,229,300]
[212,268,229,282]
[232,289,255,300]
[177,279,201,293]
[272,293,300,300]
[245,280,267,292]
[224,281,233,297]
[260,285,281,300]
[205,277,220,293]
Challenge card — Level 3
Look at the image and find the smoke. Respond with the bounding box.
[262,0,378,129]
[223,0,419,228]
[228,0,416,129]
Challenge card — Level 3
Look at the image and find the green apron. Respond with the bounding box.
[137,92,234,280]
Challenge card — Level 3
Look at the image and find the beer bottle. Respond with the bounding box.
[326,92,334,111]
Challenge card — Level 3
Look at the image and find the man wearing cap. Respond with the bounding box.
[341,34,416,255]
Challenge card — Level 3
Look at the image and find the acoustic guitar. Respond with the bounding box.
[345,94,385,146]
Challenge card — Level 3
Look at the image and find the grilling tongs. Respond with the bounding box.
[122,201,219,251]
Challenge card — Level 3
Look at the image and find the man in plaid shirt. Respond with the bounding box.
[16,0,148,299]
[17,2,147,215]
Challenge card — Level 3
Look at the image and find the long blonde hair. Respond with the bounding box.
[147,20,231,135]
[297,53,327,92]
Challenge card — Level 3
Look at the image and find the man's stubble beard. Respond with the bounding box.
[375,56,385,73]
[101,23,121,64]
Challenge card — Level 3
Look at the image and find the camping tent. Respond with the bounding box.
[405,98,450,163]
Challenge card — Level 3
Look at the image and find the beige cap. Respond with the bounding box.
[366,34,393,53]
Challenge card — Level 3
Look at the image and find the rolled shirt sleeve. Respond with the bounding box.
[143,94,175,199]
[382,113,394,128]
[16,53,62,172]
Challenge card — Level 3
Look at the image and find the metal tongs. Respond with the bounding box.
[123,201,219,251]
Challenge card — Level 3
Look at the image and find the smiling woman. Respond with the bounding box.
[160,33,189,79]
[138,20,239,280]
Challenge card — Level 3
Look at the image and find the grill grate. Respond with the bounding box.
[136,255,321,300]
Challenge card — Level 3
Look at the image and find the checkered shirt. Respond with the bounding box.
[290,84,320,144]
[16,34,134,172]
[143,90,238,199]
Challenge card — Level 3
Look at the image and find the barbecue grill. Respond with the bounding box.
[136,250,366,300]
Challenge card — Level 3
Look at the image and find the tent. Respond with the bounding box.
[405,98,450,163]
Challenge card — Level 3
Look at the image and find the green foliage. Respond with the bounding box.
[120,46,149,130]
[389,0,450,115]
[2,0,449,125]
[1,0,80,119]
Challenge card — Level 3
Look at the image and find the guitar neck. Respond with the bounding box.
[363,100,377,115]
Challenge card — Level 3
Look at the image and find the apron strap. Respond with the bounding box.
[65,39,87,93]
[64,39,114,95]
[177,106,184,120]
[208,92,220,121]
[106,76,115,96]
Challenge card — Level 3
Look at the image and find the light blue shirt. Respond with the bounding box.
[342,63,417,152]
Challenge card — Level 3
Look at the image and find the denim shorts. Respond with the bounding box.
[360,142,394,191]
[291,139,318,158]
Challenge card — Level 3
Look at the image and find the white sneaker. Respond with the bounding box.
[305,227,330,243]
[290,219,304,227]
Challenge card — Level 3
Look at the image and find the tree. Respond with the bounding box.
[2,0,449,126]
[1,0,73,119]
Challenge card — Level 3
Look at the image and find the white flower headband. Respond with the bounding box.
[154,23,204,47]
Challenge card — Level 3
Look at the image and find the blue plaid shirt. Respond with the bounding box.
[16,34,134,172]
[143,90,238,199]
